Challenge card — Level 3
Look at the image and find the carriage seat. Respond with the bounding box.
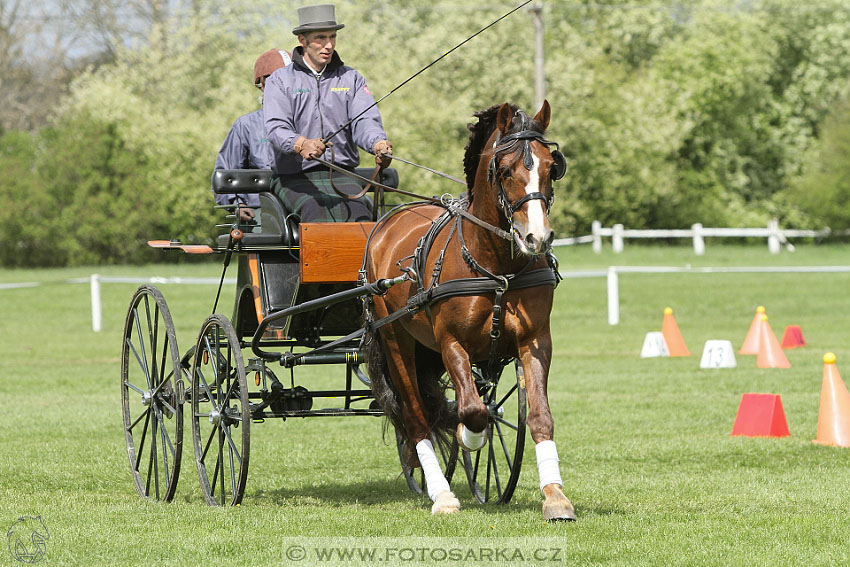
[211,168,399,248]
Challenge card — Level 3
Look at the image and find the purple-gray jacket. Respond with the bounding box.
[264,47,388,175]
[211,108,270,207]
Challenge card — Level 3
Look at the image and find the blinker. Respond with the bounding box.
[550,150,566,181]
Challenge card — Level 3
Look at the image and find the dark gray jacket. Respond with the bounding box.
[211,108,270,207]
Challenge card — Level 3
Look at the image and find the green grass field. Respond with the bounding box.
[2,243,850,566]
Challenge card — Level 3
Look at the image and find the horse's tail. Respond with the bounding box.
[364,323,404,440]
[364,316,457,460]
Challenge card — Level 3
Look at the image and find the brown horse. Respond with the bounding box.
[365,101,575,521]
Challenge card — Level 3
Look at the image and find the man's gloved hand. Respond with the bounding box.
[297,137,327,160]
[236,203,255,222]
[374,139,393,168]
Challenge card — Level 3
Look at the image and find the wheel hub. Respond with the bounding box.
[209,408,222,425]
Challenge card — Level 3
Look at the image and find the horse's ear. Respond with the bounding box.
[533,99,551,130]
[496,103,514,135]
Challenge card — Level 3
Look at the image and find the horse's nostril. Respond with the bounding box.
[545,231,554,247]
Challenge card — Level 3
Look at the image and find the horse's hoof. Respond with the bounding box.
[431,491,460,515]
[456,423,486,452]
[542,499,577,522]
[542,484,577,522]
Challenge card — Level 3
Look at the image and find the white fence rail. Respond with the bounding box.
[553,219,834,255]
[559,265,850,325]
[5,267,850,331]
[86,275,235,332]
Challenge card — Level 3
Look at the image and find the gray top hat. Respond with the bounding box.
[292,4,345,35]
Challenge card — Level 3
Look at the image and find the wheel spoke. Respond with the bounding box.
[195,362,219,412]
[488,426,504,498]
[158,395,178,418]
[142,296,158,388]
[201,422,218,464]
[210,444,221,498]
[493,419,514,470]
[150,301,161,390]
[228,432,238,494]
[495,383,518,410]
[128,327,152,390]
[485,437,493,501]
[157,409,172,484]
[493,414,519,431]
[218,429,227,505]
[146,411,159,499]
[135,409,152,473]
[124,378,146,397]
[127,406,150,432]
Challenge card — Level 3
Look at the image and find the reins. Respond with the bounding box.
[311,154,514,242]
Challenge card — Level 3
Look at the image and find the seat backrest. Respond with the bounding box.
[212,169,273,195]
[212,168,398,194]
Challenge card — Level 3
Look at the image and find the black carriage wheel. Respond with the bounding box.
[462,360,527,505]
[190,314,250,506]
[121,285,184,502]
[396,428,458,496]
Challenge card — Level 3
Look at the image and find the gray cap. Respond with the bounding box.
[292,4,345,35]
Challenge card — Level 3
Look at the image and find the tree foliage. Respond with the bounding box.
[3,0,850,266]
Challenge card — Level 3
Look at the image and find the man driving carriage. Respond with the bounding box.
[263,3,394,223]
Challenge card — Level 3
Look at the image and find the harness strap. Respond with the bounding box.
[274,268,558,366]
[488,284,507,374]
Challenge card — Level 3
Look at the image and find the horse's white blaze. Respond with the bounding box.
[535,440,563,492]
[416,439,451,502]
[521,153,548,241]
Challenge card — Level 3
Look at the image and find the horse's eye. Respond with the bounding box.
[499,166,512,179]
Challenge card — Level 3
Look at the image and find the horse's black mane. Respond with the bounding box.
[462,103,545,191]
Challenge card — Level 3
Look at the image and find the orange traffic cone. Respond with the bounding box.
[756,315,790,368]
[739,305,766,354]
[813,353,850,447]
[661,307,690,357]
[731,393,790,437]
[780,325,807,349]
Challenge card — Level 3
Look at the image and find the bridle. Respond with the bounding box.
[487,111,566,223]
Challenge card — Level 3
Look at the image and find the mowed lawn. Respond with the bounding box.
[1,244,849,566]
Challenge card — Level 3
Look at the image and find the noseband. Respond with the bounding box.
[487,113,566,222]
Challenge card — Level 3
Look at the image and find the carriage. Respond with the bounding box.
[120,101,574,519]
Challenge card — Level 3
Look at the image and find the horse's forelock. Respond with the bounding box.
[463,104,545,195]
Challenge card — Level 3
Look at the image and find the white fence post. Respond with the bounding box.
[592,220,602,254]
[91,274,102,332]
[612,224,624,253]
[607,266,620,325]
[767,219,781,254]
[692,223,705,256]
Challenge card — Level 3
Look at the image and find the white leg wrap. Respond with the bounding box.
[416,439,451,502]
[535,440,563,492]
[460,424,487,451]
